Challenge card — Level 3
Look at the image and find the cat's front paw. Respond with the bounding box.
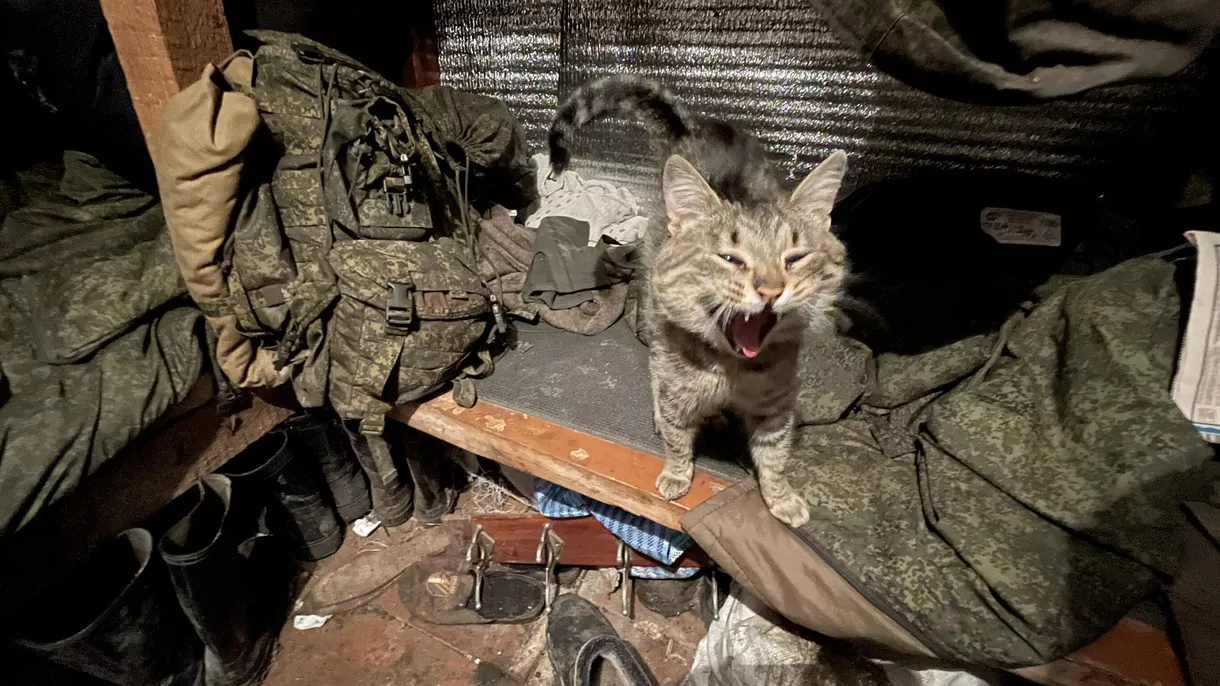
[655,464,693,500]
[766,491,810,528]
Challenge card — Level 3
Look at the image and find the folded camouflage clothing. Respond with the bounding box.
[0,152,203,536]
[685,253,1218,667]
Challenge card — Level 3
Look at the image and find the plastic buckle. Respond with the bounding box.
[384,282,415,332]
[383,176,408,216]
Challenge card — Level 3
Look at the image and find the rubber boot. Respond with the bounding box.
[221,430,344,560]
[344,419,415,526]
[159,475,280,686]
[13,529,202,686]
[388,421,459,524]
[546,594,659,686]
[282,409,372,523]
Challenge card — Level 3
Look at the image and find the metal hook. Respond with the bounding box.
[465,524,495,611]
[535,523,564,613]
[616,540,633,618]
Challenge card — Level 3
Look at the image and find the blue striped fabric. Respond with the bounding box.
[534,478,700,579]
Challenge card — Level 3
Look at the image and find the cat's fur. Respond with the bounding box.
[549,76,848,527]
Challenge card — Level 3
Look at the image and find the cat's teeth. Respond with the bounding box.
[745,314,752,322]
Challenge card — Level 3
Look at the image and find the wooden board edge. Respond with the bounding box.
[395,393,733,531]
[1015,618,1184,686]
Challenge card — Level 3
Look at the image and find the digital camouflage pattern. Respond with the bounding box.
[0,153,203,535]
[217,32,535,429]
[327,237,490,418]
[785,255,1217,666]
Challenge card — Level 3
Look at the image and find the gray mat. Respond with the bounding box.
[475,320,750,483]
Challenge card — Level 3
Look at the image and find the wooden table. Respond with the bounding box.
[397,392,1186,686]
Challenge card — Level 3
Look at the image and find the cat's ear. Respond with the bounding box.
[663,154,719,232]
[790,150,847,219]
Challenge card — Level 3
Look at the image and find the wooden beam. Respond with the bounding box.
[1017,618,1185,686]
[394,393,733,531]
[99,0,233,150]
[403,1,441,88]
[466,513,710,567]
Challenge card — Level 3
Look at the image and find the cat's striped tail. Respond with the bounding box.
[548,75,695,174]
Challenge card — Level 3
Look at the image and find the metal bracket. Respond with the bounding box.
[465,524,495,610]
[535,523,564,613]
[616,540,633,618]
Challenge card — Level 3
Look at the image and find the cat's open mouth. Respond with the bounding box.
[724,307,778,358]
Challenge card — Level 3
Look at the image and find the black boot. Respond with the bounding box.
[159,475,281,686]
[282,409,371,523]
[388,421,459,525]
[546,594,659,686]
[344,419,415,526]
[221,430,344,560]
[13,529,202,685]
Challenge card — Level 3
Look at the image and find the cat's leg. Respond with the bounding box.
[749,411,809,528]
[651,364,699,501]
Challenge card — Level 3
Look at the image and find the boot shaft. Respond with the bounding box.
[13,529,201,685]
[282,409,372,524]
[159,475,282,686]
[221,430,344,560]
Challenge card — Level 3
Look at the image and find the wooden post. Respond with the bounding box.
[98,0,233,152]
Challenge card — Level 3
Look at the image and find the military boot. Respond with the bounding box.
[159,475,282,686]
[220,429,344,560]
[388,421,459,524]
[13,529,202,685]
[343,419,415,527]
[282,408,372,523]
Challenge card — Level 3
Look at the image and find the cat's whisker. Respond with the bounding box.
[550,73,847,527]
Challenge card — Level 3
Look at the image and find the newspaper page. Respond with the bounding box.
[1173,231,1220,443]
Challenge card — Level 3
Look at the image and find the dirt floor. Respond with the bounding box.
[263,486,707,686]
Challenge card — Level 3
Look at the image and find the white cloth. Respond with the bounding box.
[529,153,649,245]
[683,584,1000,686]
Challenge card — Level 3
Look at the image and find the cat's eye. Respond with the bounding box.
[719,253,745,267]
[784,252,810,268]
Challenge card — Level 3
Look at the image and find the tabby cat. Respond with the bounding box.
[549,76,848,527]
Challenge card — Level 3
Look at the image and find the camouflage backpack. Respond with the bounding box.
[164,31,535,483]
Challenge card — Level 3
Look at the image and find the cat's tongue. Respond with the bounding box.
[727,310,777,358]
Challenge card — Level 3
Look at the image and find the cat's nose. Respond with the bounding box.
[754,278,785,301]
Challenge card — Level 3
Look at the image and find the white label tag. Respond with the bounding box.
[352,515,382,537]
[293,614,332,630]
[980,207,1062,247]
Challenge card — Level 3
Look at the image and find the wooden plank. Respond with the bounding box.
[403,1,440,87]
[467,513,710,567]
[1017,618,1185,686]
[394,393,733,531]
[99,0,233,150]
[0,384,295,623]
